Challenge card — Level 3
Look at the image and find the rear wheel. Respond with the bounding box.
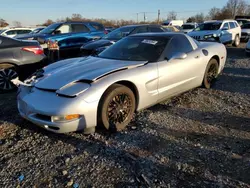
[202,59,219,89]
[0,65,19,92]
[98,84,136,132]
[233,35,240,47]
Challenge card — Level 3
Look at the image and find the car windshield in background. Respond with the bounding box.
[241,24,250,29]
[39,23,61,34]
[194,22,222,31]
[102,26,136,40]
[182,25,195,29]
[98,36,168,62]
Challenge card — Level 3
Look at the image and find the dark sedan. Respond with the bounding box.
[80,24,167,56]
[0,36,46,92]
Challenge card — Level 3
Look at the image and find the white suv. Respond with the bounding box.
[0,28,34,38]
[188,20,241,47]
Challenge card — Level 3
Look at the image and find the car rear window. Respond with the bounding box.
[71,24,90,32]
[90,23,104,31]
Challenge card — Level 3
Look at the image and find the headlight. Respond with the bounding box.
[204,34,213,39]
[56,82,90,97]
[48,40,59,50]
[28,37,34,40]
[52,114,80,122]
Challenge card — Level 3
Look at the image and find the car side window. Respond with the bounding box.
[132,26,148,34]
[165,35,193,60]
[56,24,71,34]
[222,22,229,30]
[6,30,17,35]
[71,24,90,33]
[17,30,31,34]
[149,27,165,32]
[229,22,236,29]
[233,22,239,28]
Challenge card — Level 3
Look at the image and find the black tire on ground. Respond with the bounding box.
[246,52,250,57]
[202,59,219,89]
[0,64,19,93]
[233,35,240,47]
[98,84,136,132]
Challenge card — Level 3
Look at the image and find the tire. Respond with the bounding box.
[233,35,240,47]
[98,84,136,132]
[246,52,250,57]
[0,64,19,93]
[202,59,219,89]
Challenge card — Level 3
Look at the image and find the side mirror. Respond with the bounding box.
[170,52,187,60]
[222,27,228,31]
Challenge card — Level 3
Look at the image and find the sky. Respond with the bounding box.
[0,0,235,26]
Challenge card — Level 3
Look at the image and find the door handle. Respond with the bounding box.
[195,55,199,59]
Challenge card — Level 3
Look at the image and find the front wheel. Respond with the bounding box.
[0,66,19,93]
[233,35,240,47]
[98,84,136,132]
[202,59,219,89]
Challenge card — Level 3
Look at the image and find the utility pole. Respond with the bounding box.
[144,12,146,23]
[137,13,139,23]
[157,9,160,24]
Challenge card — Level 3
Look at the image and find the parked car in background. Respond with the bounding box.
[246,40,250,56]
[14,33,226,133]
[162,20,184,27]
[163,26,180,32]
[181,23,198,33]
[80,24,167,56]
[188,20,241,47]
[16,22,106,50]
[105,27,115,33]
[14,27,46,39]
[241,23,250,42]
[0,28,34,38]
[0,36,46,92]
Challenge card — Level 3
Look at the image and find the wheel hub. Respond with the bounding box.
[107,93,132,124]
[0,69,18,91]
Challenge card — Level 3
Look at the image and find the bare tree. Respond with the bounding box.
[167,11,177,20]
[194,13,205,23]
[0,18,9,27]
[42,19,54,26]
[12,21,22,27]
[71,14,83,21]
[224,0,248,18]
[208,7,221,19]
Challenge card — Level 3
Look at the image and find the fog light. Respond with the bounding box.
[52,114,80,122]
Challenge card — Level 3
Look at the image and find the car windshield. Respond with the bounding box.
[98,36,169,62]
[182,24,195,29]
[102,26,136,40]
[194,22,222,31]
[40,23,61,34]
[241,24,250,29]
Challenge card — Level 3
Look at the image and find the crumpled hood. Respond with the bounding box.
[35,56,146,90]
[188,30,220,36]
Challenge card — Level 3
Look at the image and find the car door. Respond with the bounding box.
[220,22,231,43]
[157,35,204,101]
[229,22,237,41]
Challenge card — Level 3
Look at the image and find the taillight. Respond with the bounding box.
[22,46,44,55]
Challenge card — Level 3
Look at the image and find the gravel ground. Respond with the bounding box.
[0,43,250,188]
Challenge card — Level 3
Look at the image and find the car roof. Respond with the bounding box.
[129,32,184,38]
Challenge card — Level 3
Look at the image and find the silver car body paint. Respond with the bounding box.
[17,34,227,133]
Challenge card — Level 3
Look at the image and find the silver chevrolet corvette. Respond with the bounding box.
[15,33,227,133]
